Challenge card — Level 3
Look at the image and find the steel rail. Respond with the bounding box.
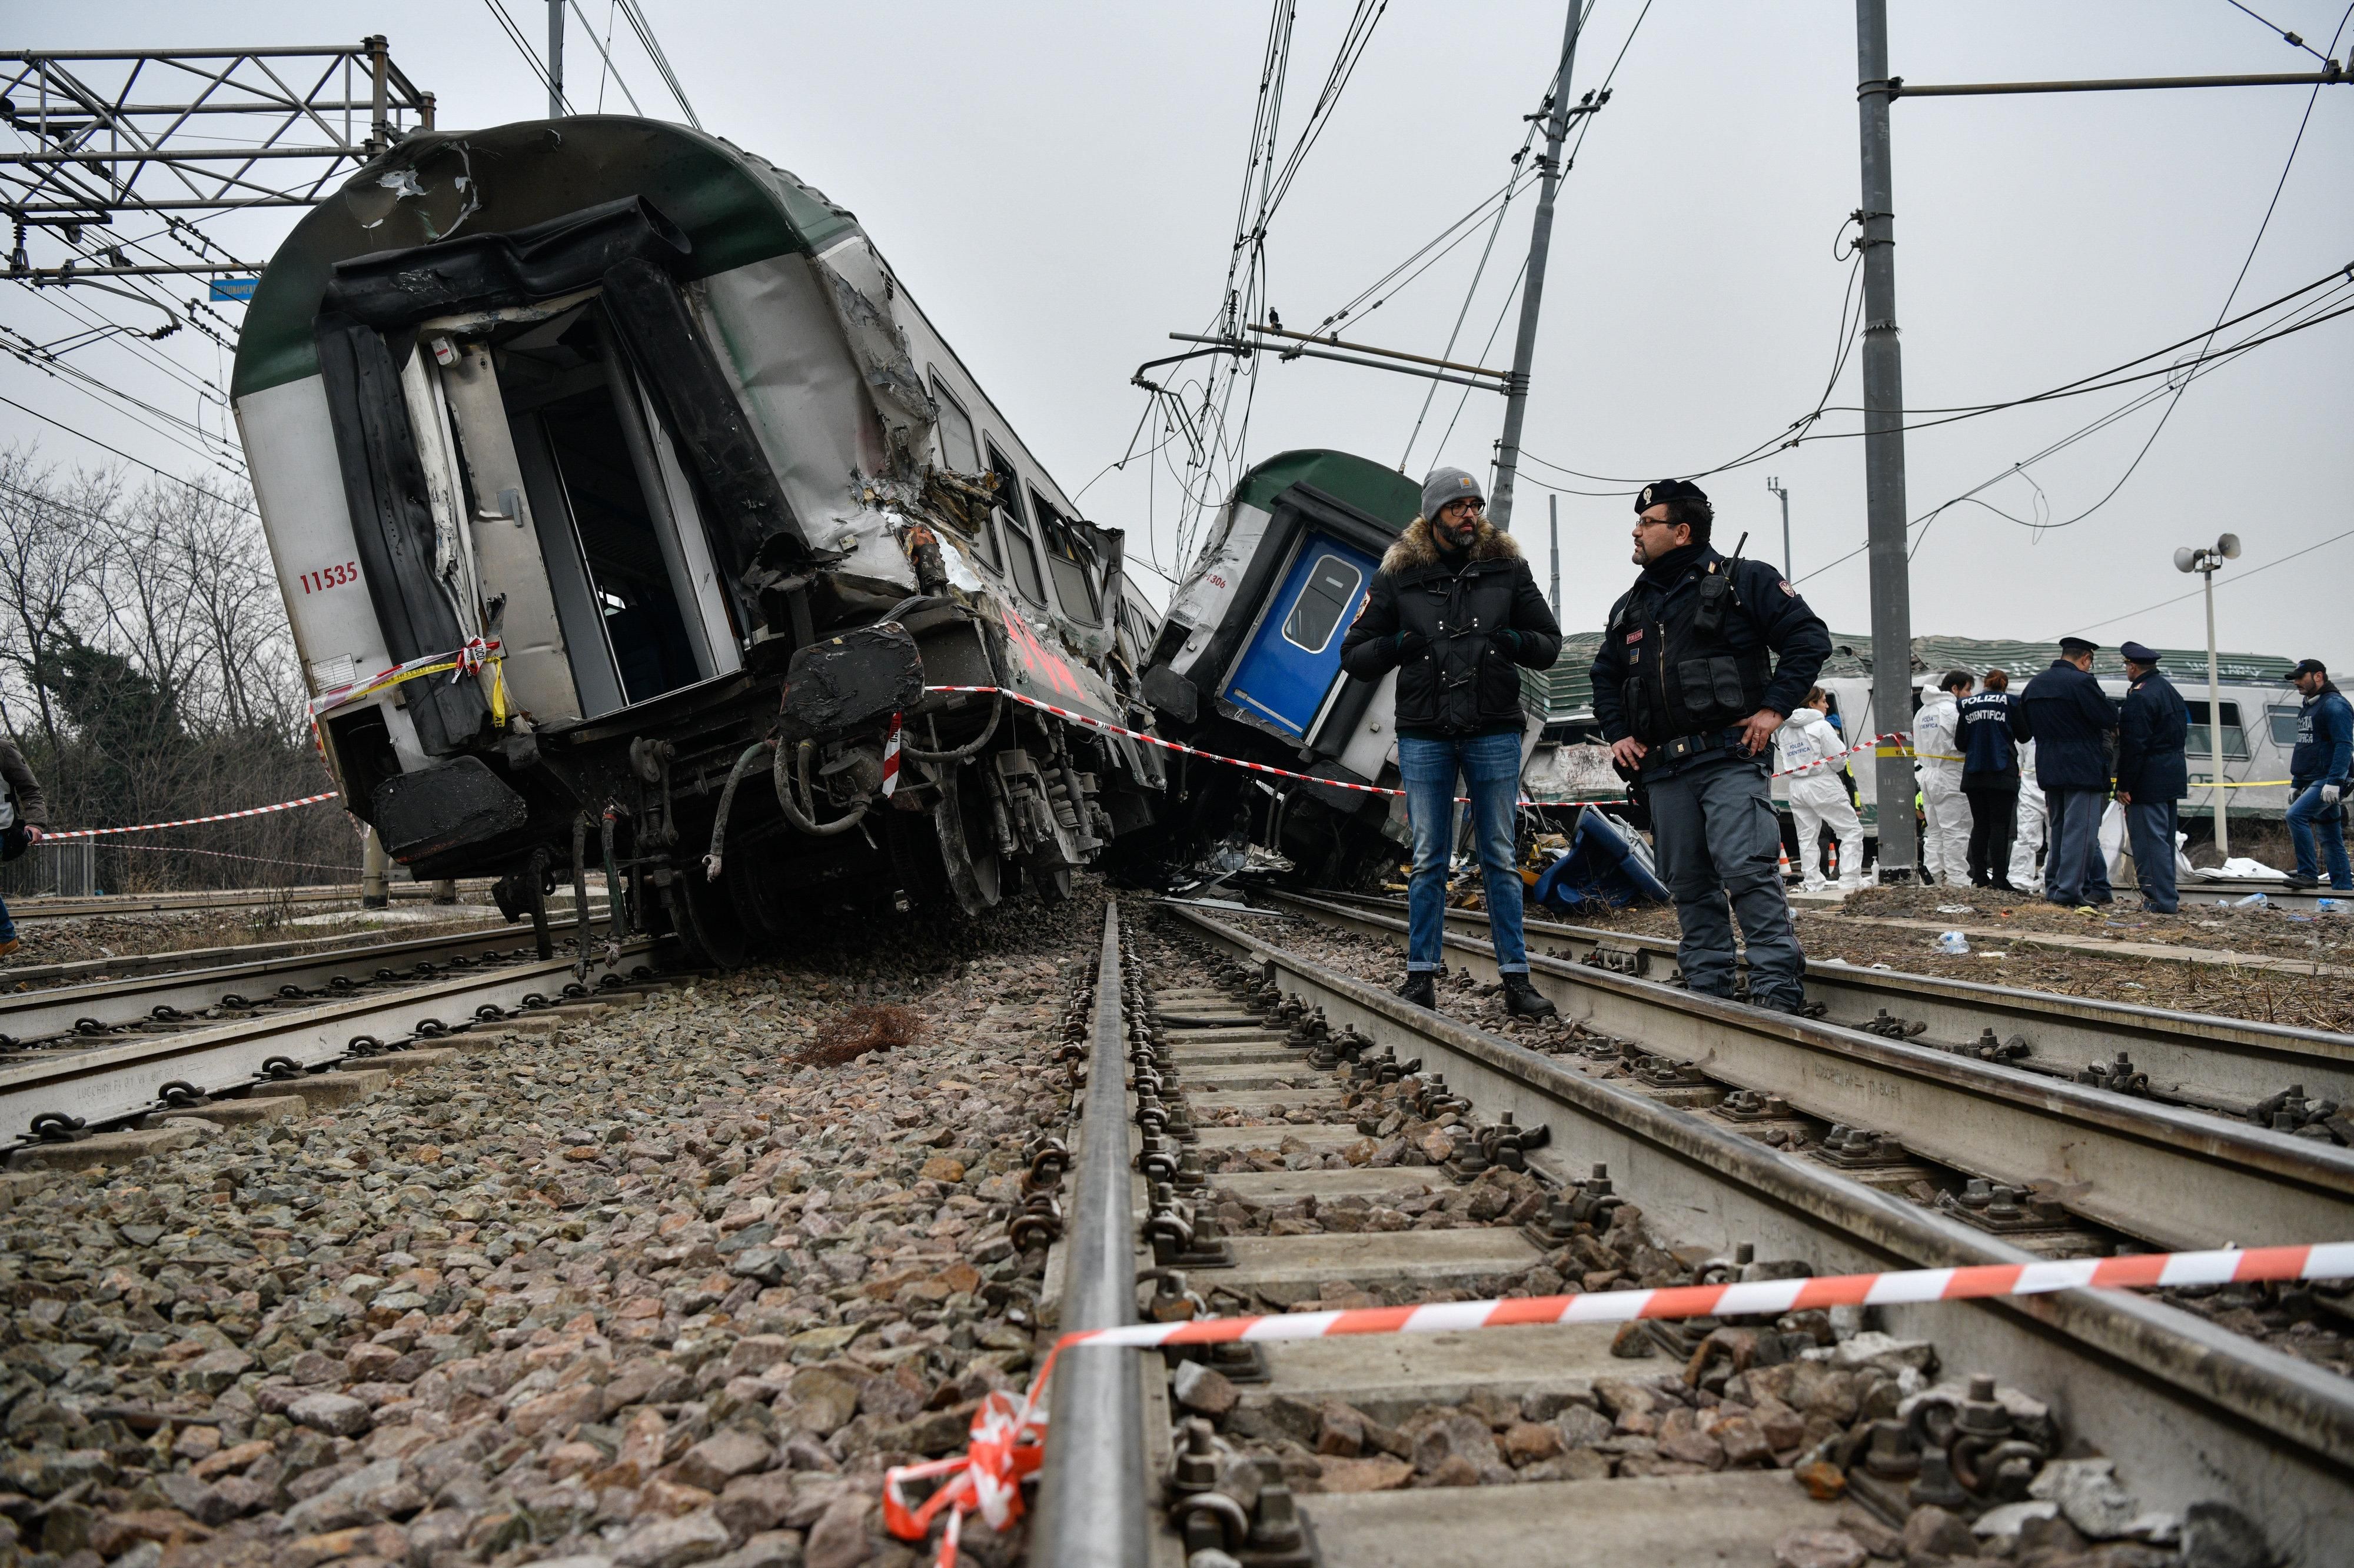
[1257,892,2354,1253]
[1159,901,2354,1552]
[0,926,600,1044]
[0,940,651,1144]
[9,884,468,920]
[1032,899,1149,1568]
[1283,888,2354,1110]
[0,916,609,989]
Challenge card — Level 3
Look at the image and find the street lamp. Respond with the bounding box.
[2173,532,2242,858]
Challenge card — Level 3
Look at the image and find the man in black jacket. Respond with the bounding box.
[2113,640,2187,914]
[1340,467,1562,1017]
[0,735,52,959]
[2013,636,2119,908]
[1588,480,1830,1013]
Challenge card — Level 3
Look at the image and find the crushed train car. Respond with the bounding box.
[1136,451,1432,885]
[231,116,1165,964]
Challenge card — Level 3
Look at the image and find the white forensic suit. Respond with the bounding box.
[1777,708,1866,891]
[2009,737,2047,895]
[1911,690,1973,885]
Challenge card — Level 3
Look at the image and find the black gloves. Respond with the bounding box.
[1491,628,1522,661]
[1397,630,1431,658]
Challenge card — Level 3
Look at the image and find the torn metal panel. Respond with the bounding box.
[693,257,875,548]
[810,235,935,480]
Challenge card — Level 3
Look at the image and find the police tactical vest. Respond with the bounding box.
[1607,559,1773,745]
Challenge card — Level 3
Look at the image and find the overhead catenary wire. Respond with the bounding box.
[614,0,704,129]
[571,0,647,115]
[0,392,255,512]
[483,0,574,112]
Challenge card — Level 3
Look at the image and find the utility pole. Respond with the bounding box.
[547,0,566,119]
[1487,0,1584,531]
[1548,494,1562,619]
[1767,477,1793,580]
[1854,0,1917,883]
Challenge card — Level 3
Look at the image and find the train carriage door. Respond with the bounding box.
[1223,537,1376,740]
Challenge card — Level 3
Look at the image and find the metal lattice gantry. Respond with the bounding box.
[0,39,434,279]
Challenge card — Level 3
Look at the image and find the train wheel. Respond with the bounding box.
[1026,855,1074,903]
[923,765,1001,916]
[674,868,750,969]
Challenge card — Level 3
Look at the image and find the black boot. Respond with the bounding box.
[1501,974,1557,1018]
[1395,972,1437,1010]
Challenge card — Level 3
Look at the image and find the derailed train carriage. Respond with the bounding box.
[230,116,1165,964]
[1136,450,1429,885]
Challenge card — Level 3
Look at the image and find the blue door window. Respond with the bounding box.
[1225,537,1377,739]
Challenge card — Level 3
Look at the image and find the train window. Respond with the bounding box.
[2269,704,2302,746]
[2185,700,2250,761]
[930,372,980,472]
[989,444,1046,606]
[1031,490,1102,625]
[929,377,999,570]
[1279,553,1362,655]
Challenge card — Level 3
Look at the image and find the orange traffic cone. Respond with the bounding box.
[1780,843,1793,884]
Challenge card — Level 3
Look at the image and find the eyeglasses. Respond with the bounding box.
[1441,499,1485,515]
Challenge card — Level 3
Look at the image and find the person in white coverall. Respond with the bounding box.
[1913,671,1975,885]
[1778,688,1866,891]
[2009,737,2047,895]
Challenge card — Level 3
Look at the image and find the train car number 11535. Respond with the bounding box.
[297,561,360,594]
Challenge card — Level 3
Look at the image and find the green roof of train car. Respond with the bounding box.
[232,117,858,401]
[1233,450,1421,529]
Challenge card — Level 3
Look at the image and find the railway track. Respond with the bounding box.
[1243,890,2354,1254]
[1281,888,2354,1119]
[0,896,608,990]
[1,915,616,1047]
[2175,877,2350,913]
[0,937,658,1156]
[1008,898,2353,1567]
[5,882,484,921]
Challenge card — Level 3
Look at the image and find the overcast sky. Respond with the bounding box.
[8,1,2349,675]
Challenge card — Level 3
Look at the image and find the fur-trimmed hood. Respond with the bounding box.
[1381,516,1523,575]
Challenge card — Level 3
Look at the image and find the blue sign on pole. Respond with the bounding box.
[208,277,259,302]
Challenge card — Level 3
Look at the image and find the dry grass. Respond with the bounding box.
[797,1003,923,1066]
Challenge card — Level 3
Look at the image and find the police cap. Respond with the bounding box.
[2118,641,2160,665]
[1635,478,1710,515]
[2058,636,2099,656]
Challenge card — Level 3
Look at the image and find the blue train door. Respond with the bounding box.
[1223,536,1378,739]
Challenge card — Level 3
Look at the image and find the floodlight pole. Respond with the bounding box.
[2199,556,2229,858]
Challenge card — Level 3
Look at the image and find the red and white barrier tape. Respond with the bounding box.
[921,686,1631,810]
[886,1240,2353,1562]
[925,685,1914,810]
[44,791,341,841]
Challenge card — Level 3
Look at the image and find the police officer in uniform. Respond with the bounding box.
[2014,635,2118,908]
[1591,480,1831,1012]
[2113,641,2189,914]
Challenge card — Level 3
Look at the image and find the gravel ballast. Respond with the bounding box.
[0,886,1112,1568]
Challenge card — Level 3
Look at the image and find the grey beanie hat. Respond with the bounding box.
[1421,466,1484,520]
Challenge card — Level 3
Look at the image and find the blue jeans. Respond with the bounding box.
[0,888,13,946]
[2286,780,2352,888]
[1400,731,1528,974]
[2125,799,2178,913]
[2044,787,2113,906]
